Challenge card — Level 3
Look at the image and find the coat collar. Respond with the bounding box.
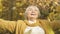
[24,19,40,27]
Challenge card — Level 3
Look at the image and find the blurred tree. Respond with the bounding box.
[0,0,60,21]
[48,5,60,21]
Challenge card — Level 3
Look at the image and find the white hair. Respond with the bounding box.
[24,5,40,19]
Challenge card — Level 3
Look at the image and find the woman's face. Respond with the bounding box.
[27,8,39,19]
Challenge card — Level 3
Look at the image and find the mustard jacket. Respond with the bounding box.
[0,19,54,34]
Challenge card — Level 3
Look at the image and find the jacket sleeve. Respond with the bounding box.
[0,19,16,33]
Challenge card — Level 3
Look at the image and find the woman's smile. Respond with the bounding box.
[31,13,36,16]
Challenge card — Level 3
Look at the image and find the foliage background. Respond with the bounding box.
[0,0,60,21]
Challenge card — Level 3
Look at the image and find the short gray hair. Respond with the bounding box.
[24,5,41,19]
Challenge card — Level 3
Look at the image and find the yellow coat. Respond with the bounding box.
[0,19,54,34]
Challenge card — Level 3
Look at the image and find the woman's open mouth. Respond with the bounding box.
[31,13,36,16]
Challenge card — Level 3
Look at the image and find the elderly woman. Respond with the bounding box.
[0,5,54,34]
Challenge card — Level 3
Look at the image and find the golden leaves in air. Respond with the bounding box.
[15,0,26,7]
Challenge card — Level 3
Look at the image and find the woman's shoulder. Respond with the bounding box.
[17,20,26,25]
[17,20,27,28]
[38,19,49,22]
[38,19,50,25]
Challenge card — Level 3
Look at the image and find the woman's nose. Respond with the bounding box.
[31,10,35,13]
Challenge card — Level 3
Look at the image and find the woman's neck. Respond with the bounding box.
[28,17,37,21]
[28,19,36,21]
[28,19,37,24]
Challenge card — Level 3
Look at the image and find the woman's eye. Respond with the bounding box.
[28,9,32,11]
[35,10,38,11]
